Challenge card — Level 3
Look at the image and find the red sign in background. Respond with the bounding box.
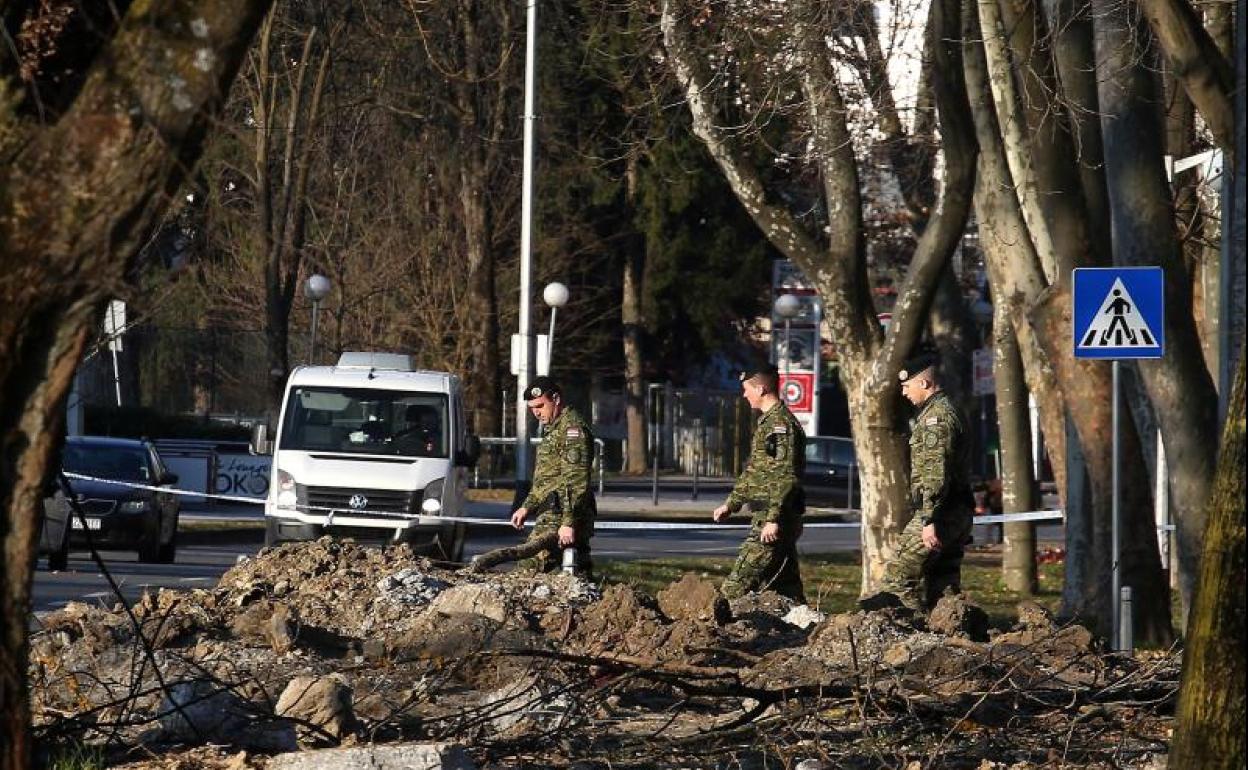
[779,372,814,412]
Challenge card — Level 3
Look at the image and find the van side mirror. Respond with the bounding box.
[455,435,481,467]
[250,423,272,456]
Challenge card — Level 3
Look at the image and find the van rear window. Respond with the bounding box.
[279,387,449,458]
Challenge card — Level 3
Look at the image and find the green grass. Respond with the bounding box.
[39,742,105,770]
[598,551,1066,629]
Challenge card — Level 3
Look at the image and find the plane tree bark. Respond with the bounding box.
[0,2,271,765]
[1092,0,1219,618]
[661,0,978,591]
[963,1,1172,641]
[1137,0,1235,149]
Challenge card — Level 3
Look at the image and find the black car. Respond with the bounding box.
[43,437,182,564]
[802,435,858,509]
[38,477,73,571]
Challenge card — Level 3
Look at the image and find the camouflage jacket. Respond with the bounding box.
[908,391,973,525]
[522,406,595,528]
[725,402,806,524]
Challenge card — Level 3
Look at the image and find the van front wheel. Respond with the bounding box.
[433,523,466,563]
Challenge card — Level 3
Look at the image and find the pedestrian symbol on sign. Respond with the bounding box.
[1077,278,1158,350]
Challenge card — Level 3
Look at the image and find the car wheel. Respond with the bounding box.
[137,512,162,563]
[47,526,70,571]
[433,523,466,563]
[155,512,179,564]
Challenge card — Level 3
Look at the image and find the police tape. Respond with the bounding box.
[61,472,1066,530]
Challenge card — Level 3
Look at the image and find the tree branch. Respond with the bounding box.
[1138,0,1234,149]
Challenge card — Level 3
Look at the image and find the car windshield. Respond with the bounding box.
[279,387,449,458]
[806,437,855,465]
[63,445,151,482]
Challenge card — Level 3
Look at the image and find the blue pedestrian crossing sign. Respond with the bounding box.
[1073,267,1164,359]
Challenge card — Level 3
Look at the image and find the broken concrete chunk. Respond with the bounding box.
[275,674,356,747]
[156,679,252,743]
[266,743,476,770]
[426,583,509,622]
[782,604,826,630]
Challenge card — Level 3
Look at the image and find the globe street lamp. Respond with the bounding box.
[304,273,331,365]
[542,281,569,373]
[773,293,802,391]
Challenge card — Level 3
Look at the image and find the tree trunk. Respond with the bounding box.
[1042,0,1113,269]
[964,6,1172,641]
[622,157,649,475]
[847,386,911,593]
[1093,0,1219,618]
[457,0,501,437]
[622,249,648,475]
[993,303,1038,594]
[0,2,271,764]
[1137,0,1235,149]
[1030,288,1173,643]
[1169,345,1245,767]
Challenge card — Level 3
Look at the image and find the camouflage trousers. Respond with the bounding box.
[721,520,805,603]
[516,509,595,578]
[879,512,973,610]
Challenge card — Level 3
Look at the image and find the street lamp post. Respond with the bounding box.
[304,274,331,365]
[773,293,802,397]
[514,0,540,492]
[542,282,569,371]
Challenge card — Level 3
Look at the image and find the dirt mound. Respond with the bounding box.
[927,593,990,642]
[657,573,730,625]
[27,540,1176,769]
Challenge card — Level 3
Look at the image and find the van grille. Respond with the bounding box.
[299,485,414,516]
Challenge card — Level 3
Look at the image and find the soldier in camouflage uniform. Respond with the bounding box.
[713,366,807,603]
[510,376,596,576]
[873,351,975,610]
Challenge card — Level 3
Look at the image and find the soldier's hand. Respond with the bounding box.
[510,507,529,529]
[760,522,780,544]
[557,525,575,547]
[712,504,731,522]
[922,522,941,551]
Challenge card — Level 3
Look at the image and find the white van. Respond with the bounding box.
[255,352,479,560]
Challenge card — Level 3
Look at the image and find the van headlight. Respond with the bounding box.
[421,478,444,514]
[277,470,297,508]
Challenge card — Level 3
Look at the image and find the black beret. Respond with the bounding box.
[739,364,779,382]
[898,349,940,382]
[526,376,562,400]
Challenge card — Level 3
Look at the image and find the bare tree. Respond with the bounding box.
[0,1,270,763]
[660,0,978,589]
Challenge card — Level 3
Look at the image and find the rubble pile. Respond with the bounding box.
[29,539,1178,769]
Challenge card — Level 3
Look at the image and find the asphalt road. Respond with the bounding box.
[29,521,1061,615]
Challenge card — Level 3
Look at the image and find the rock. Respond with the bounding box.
[266,743,476,770]
[795,760,826,770]
[782,604,826,630]
[378,568,451,606]
[156,679,252,743]
[232,601,297,654]
[657,573,731,625]
[1016,600,1056,629]
[427,583,509,622]
[927,594,989,642]
[478,675,568,733]
[275,674,356,746]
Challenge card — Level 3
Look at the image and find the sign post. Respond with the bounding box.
[1073,267,1165,652]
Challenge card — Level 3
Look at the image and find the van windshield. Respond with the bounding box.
[279,387,449,458]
